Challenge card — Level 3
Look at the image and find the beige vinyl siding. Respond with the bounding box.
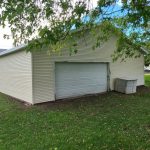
[32,36,116,103]
[32,53,55,103]
[0,51,33,103]
[110,56,144,89]
[32,34,144,104]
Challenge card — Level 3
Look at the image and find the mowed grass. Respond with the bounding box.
[145,74,150,87]
[0,77,150,150]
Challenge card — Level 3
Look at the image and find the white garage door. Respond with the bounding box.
[55,63,108,99]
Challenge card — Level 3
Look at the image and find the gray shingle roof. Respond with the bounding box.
[0,45,26,57]
[0,49,6,53]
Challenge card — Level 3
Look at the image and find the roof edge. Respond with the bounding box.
[0,44,27,57]
[140,47,149,55]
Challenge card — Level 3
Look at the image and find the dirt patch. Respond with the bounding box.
[35,92,110,110]
[36,86,150,110]
[0,92,33,110]
[1,86,149,111]
[137,86,150,94]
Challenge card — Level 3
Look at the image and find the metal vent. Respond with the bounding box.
[114,78,137,94]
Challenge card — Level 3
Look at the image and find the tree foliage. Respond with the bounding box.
[144,42,150,66]
[145,55,150,66]
[0,0,149,61]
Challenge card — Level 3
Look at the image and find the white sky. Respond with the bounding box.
[0,26,14,49]
[0,0,122,49]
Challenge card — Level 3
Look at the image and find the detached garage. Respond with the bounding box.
[0,34,145,104]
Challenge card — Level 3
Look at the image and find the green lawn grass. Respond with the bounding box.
[145,74,150,87]
[0,79,150,150]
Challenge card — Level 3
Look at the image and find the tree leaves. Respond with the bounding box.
[0,0,149,63]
